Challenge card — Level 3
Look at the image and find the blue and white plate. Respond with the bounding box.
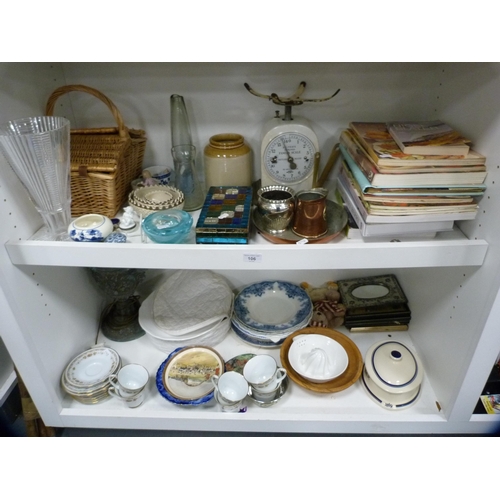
[231,319,286,348]
[231,310,313,339]
[156,348,220,406]
[234,281,312,333]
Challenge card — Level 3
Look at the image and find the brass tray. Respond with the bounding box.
[279,327,363,393]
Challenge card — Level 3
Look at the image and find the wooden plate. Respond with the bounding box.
[280,327,363,393]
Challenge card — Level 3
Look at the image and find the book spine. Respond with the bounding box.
[348,124,383,165]
[340,130,378,181]
[339,143,374,192]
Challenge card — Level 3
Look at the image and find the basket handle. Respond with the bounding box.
[45,84,128,139]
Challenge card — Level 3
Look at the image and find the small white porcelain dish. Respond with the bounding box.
[68,214,113,242]
[288,333,349,383]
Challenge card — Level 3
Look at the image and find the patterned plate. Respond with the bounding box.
[64,346,121,388]
[156,348,219,406]
[233,281,312,333]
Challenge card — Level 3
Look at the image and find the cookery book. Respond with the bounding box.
[338,165,478,223]
[386,120,470,156]
[348,122,486,168]
[339,141,488,189]
[479,394,500,414]
[342,203,449,239]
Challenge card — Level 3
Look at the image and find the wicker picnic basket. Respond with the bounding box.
[45,84,147,218]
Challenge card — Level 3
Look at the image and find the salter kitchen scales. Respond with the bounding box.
[244,81,340,192]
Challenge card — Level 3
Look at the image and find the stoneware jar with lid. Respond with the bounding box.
[203,133,253,188]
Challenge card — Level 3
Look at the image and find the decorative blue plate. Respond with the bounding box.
[156,348,216,406]
[233,281,312,332]
[231,320,285,348]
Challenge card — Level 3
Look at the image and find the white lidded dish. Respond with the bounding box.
[361,340,423,410]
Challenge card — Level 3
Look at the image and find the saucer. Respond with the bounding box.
[248,376,289,407]
[252,200,348,244]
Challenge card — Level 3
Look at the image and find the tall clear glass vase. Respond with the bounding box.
[170,94,204,211]
[0,116,72,241]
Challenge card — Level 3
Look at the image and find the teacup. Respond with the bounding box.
[143,166,172,186]
[243,355,287,394]
[109,363,149,398]
[211,371,249,413]
[108,386,146,408]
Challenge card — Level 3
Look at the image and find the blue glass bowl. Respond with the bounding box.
[142,209,193,243]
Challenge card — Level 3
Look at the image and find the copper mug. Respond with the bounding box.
[292,188,328,239]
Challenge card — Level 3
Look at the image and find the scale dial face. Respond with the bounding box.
[263,132,316,185]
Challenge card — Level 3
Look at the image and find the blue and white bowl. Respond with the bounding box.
[234,280,313,333]
[68,214,114,242]
[143,166,172,186]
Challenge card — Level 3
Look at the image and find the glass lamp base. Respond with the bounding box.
[101,297,145,342]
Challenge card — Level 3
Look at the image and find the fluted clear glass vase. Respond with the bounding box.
[170,95,205,211]
[0,116,71,241]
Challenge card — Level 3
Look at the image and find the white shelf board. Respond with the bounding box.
[55,327,452,434]
[5,225,488,270]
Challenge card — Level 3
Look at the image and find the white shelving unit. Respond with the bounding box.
[1,62,500,434]
[0,337,16,407]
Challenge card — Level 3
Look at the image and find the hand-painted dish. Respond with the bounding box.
[156,347,224,406]
[161,346,224,401]
[224,353,256,374]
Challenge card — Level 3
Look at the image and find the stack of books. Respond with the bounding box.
[337,274,411,332]
[338,122,487,238]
